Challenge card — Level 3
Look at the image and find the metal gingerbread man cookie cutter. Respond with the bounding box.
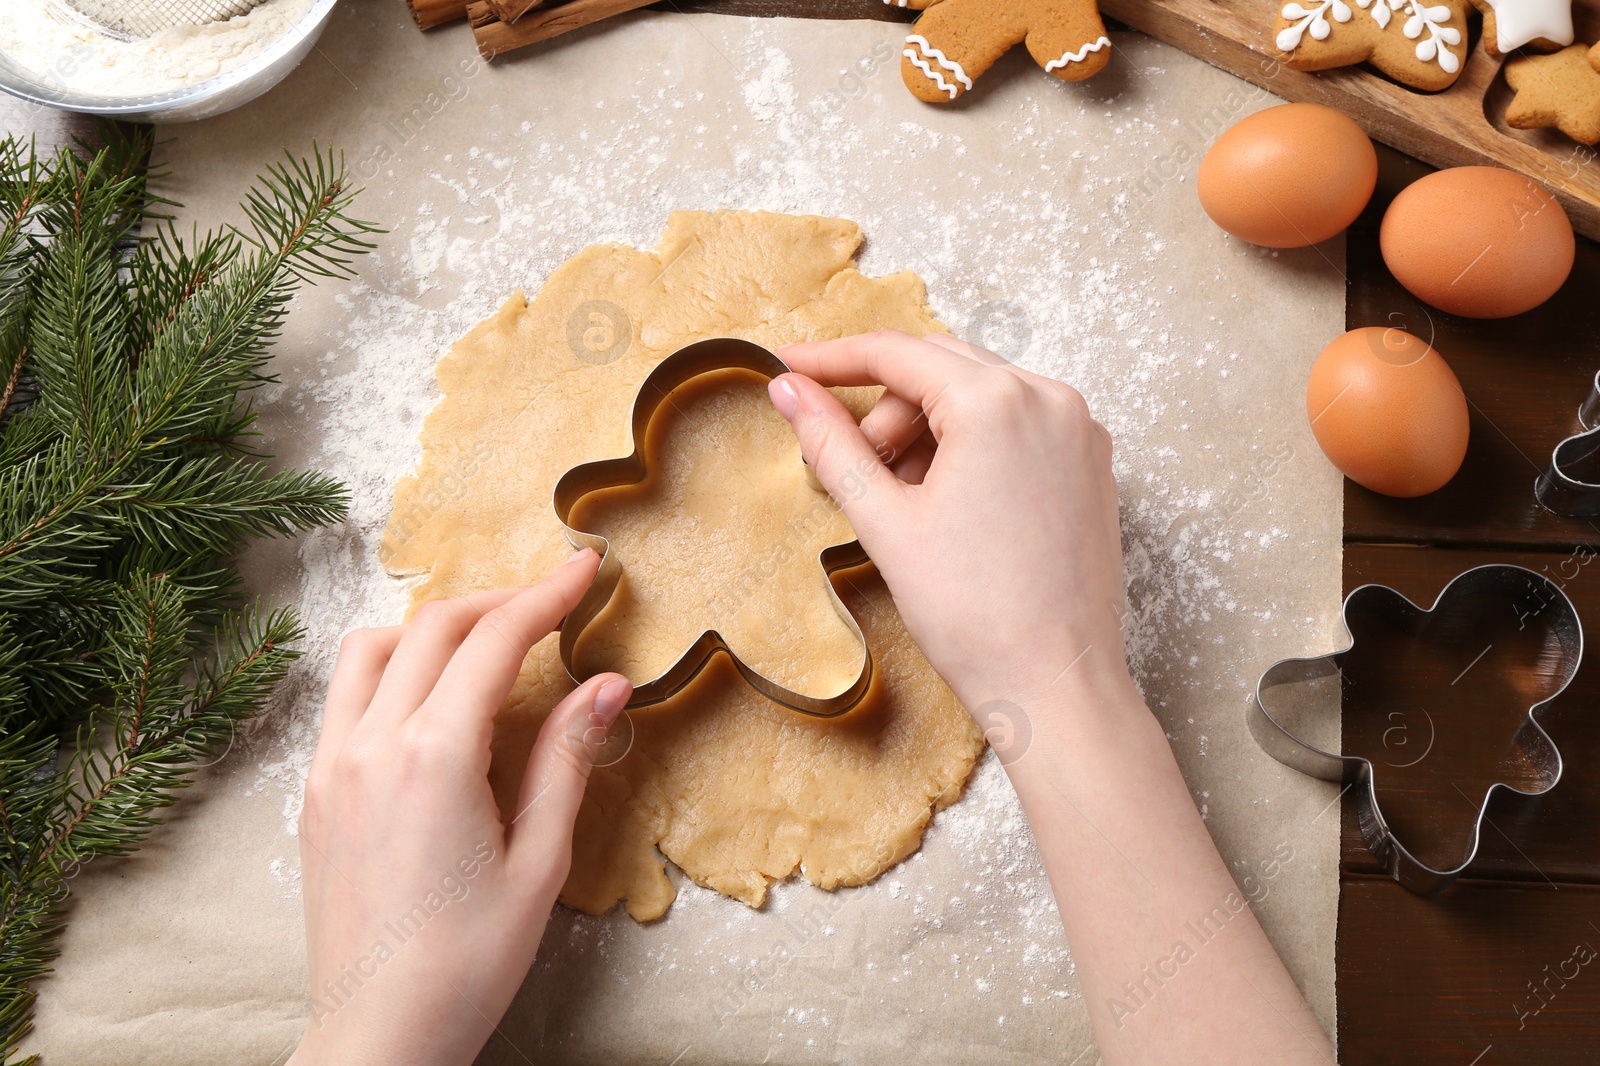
[1250,564,1582,895]
[1536,369,1600,515]
[553,338,873,717]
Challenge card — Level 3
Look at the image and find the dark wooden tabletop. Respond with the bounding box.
[1338,146,1600,1065]
[9,4,1596,1062]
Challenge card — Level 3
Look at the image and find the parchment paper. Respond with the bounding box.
[23,5,1346,1063]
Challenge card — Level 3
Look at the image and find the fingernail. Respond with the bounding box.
[593,678,632,726]
[769,377,799,419]
[562,547,597,568]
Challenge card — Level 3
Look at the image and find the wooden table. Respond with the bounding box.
[9,4,1597,1061]
[1337,146,1600,1064]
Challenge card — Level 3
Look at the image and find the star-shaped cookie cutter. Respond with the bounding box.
[553,338,873,717]
[1535,369,1600,515]
[1250,564,1582,894]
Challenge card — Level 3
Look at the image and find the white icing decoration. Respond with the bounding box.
[1399,0,1462,72]
[1044,36,1111,70]
[1477,0,1574,52]
[904,49,956,98]
[903,34,973,97]
[1316,0,1464,75]
[1277,0,1352,51]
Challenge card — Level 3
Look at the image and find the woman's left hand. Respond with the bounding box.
[288,548,631,1066]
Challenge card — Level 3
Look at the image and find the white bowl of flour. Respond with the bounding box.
[0,0,337,122]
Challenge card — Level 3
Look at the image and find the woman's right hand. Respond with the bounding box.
[775,332,1335,1066]
[770,330,1137,723]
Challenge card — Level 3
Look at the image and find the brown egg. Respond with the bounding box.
[1197,103,1377,248]
[1305,327,1469,497]
[1380,167,1574,318]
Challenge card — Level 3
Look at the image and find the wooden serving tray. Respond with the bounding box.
[1100,0,1600,240]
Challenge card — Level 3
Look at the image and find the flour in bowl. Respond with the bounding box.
[0,0,313,98]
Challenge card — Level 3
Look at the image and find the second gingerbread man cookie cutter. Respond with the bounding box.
[553,338,874,717]
[1250,564,1582,894]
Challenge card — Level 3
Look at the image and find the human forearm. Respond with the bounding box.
[1003,675,1333,1065]
[769,332,1332,1062]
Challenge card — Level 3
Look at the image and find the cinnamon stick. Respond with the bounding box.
[485,0,544,23]
[407,0,472,29]
[469,0,660,56]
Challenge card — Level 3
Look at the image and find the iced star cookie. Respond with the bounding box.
[1505,42,1600,144]
[1470,0,1575,55]
[892,0,1111,103]
[1273,0,1470,90]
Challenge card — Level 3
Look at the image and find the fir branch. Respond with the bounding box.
[25,215,131,441]
[22,136,147,443]
[0,129,375,1063]
[128,223,239,363]
[241,147,379,283]
[0,140,373,610]
[47,596,303,868]
[127,146,380,449]
[119,457,349,558]
[0,142,53,435]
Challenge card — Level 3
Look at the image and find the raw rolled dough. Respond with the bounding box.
[383,210,985,921]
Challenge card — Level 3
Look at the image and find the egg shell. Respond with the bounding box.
[1197,103,1377,248]
[1380,167,1574,319]
[1305,327,1469,498]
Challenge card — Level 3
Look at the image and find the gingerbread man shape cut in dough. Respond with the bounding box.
[892,0,1111,103]
[564,366,870,705]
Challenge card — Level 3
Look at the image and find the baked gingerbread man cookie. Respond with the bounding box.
[1505,42,1600,144]
[1274,0,1471,91]
[892,0,1111,103]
